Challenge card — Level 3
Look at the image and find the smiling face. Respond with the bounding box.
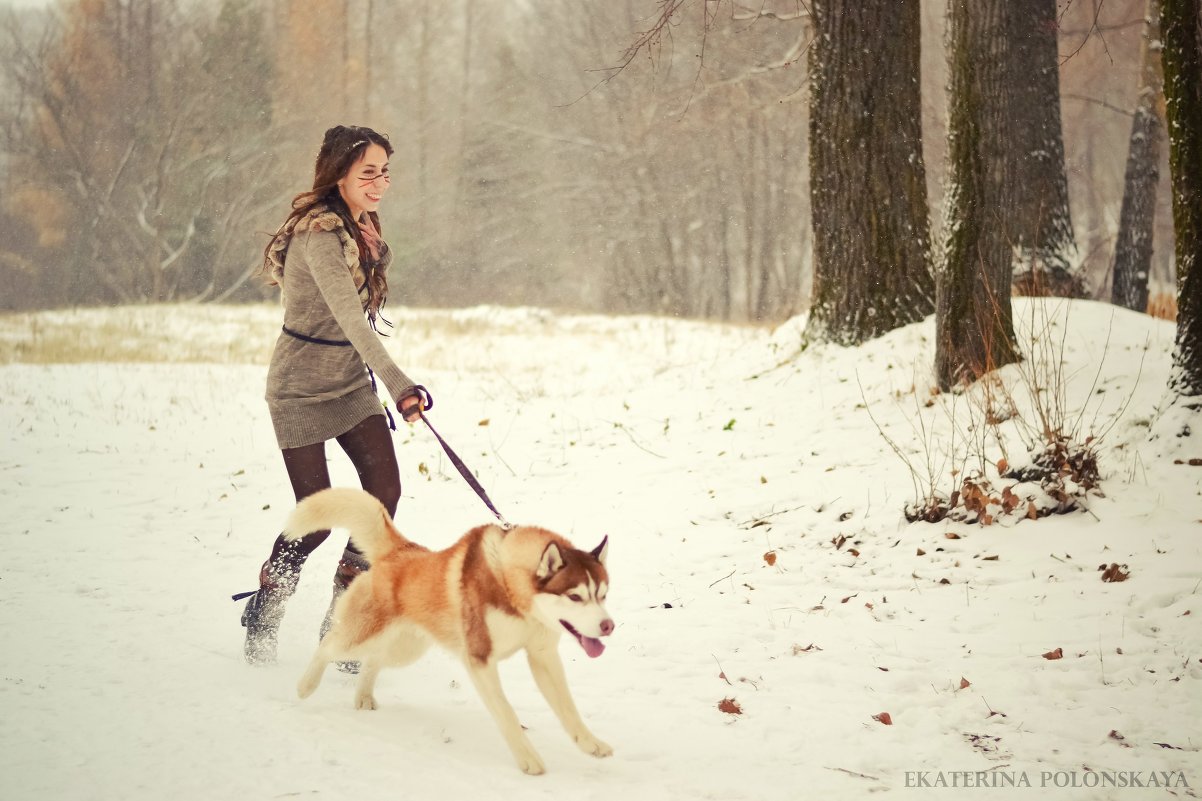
[338,143,391,220]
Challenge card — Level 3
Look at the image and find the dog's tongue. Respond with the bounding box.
[580,636,606,658]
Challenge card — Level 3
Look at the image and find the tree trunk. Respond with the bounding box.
[1004,0,1082,298]
[1111,0,1164,313]
[807,0,933,345]
[1161,0,1202,400]
[936,0,1023,389]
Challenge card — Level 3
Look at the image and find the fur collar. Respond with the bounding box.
[265,205,367,302]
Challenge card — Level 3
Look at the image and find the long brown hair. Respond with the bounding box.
[264,125,394,317]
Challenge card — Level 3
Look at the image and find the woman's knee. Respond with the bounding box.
[370,476,401,517]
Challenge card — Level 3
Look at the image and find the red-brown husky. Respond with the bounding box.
[284,487,614,774]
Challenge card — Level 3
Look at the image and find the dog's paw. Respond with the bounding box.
[297,674,320,699]
[515,748,546,776]
[354,693,377,711]
[574,733,613,758]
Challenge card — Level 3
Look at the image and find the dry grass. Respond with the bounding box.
[0,304,280,364]
[0,305,762,390]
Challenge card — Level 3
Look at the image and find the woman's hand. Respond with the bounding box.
[400,395,423,423]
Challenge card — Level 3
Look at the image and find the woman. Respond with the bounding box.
[240,125,425,665]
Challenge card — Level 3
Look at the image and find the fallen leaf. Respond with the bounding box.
[873,712,893,725]
[1042,648,1064,660]
[960,677,971,689]
[997,458,1008,473]
[1099,563,1130,583]
[945,532,962,540]
[1027,501,1039,520]
[793,643,822,654]
[832,534,848,550]
[841,593,858,604]
[848,548,861,557]
[916,548,926,556]
[718,697,742,715]
[477,419,490,427]
[763,551,777,566]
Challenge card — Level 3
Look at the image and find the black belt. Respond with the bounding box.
[282,325,351,346]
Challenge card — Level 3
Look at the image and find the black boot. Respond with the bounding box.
[321,549,369,673]
[241,562,298,665]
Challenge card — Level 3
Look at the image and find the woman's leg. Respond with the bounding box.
[269,441,336,569]
[318,414,400,671]
[335,413,402,515]
[242,442,333,664]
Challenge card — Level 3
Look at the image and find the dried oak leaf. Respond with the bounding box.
[1042,648,1064,660]
[763,550,777,567]
[873,712,893,725]
[1099,563,1130,583]
[718,697,742,715]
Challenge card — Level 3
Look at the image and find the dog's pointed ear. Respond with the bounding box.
[537,542,565,580]
[590,535,609,566]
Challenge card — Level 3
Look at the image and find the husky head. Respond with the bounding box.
[531,536,613,658]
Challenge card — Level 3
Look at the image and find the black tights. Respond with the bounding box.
[264,414,400,578]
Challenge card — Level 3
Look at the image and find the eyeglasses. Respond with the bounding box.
[357,173,391,187]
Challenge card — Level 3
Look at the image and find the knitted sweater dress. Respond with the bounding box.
[264,212,417,449]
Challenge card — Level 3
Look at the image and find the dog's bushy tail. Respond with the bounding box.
[283,487,405,564]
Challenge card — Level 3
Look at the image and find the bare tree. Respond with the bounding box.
[0,0,283,307]
[936,0,1025,388]
[1161,0,1202,401]
[1005,0,1082,298]
[1111,0,1164,313]
[807,0,934,345]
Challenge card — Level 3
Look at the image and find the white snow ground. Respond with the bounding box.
[1,300,1200,801]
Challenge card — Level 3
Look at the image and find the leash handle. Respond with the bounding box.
[399,384,433,423]
[421,414,512,530]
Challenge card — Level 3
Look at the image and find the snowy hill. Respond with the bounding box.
[1,300,1199,800]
